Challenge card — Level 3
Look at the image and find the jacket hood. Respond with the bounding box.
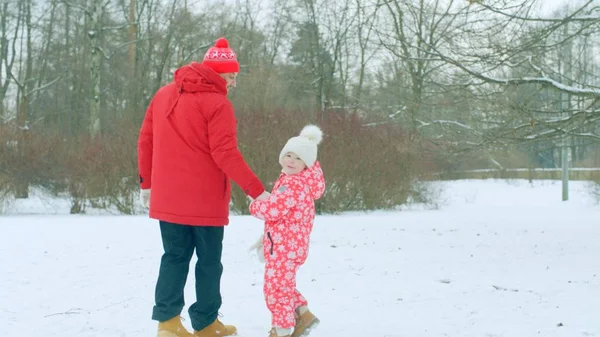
[165,62,228,117]
[299,161,325,200]
[174,62,228,95]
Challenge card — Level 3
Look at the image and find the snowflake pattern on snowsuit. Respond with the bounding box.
[249,161,325,329]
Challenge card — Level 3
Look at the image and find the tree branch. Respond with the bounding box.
[477,0,599,23]
[58,0,91,17]
[432,50,600,99]
[26,71,66,96]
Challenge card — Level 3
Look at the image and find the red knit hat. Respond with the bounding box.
[202,37,240,74]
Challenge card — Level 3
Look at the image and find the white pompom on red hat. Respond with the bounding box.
[279,125,323,168]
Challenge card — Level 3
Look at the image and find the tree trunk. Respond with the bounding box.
[88,0,102,137]
[0,1,18,119]
[15,0,33,198]
[128,0,136,78]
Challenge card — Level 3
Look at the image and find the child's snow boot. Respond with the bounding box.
[269,328,291,337]
[194,319,237,337]
[291,309,319,337]
[157,316,195,337]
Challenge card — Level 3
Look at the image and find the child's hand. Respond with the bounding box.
[248,234,265,263]
[256,191,271,201]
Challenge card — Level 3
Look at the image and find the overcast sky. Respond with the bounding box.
[537,0,589,15]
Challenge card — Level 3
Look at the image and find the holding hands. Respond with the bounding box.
[256,191,270,201]
[249,190,270,202]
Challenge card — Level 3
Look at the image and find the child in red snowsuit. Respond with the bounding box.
[249,125,325,337]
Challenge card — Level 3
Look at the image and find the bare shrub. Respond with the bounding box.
[0,120,139,214]
[0,124,64,202]
[2,109,443,215]
[59,125,139,214]
[232,108,442,214]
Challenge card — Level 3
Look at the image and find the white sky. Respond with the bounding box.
[537,0,592,15]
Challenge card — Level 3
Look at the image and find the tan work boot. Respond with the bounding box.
[194,319,237,337]
[157,316,195,337]
[269,328,291,337]
[291,310,319,337]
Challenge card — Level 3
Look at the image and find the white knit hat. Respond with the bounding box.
[279,125,323,168]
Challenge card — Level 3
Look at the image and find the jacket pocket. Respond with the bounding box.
[266,232,274,255]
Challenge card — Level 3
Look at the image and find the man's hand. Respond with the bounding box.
[140,189,151,208]
[256,191,270,201]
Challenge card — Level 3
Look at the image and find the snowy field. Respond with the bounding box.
[1,179,599,337]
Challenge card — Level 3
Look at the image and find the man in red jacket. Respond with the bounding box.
[137,37,269,337]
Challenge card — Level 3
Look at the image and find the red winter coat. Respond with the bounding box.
[137,62,265,226]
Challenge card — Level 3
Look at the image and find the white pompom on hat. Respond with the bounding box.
[279,125,323,168]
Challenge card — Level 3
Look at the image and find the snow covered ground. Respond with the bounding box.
[1,179,599,337]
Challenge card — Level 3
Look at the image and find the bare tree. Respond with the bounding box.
[295,0,330,111]
[128,0,136,77]
[87,0,105,137]
[286,0,360,113]
[353,0,380,107]
[58,0,108,136]
[263,0,293,65]
[11,0,33,198]
[0,0,19,119]
[430,0,600,145]
[376,0,469,135]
